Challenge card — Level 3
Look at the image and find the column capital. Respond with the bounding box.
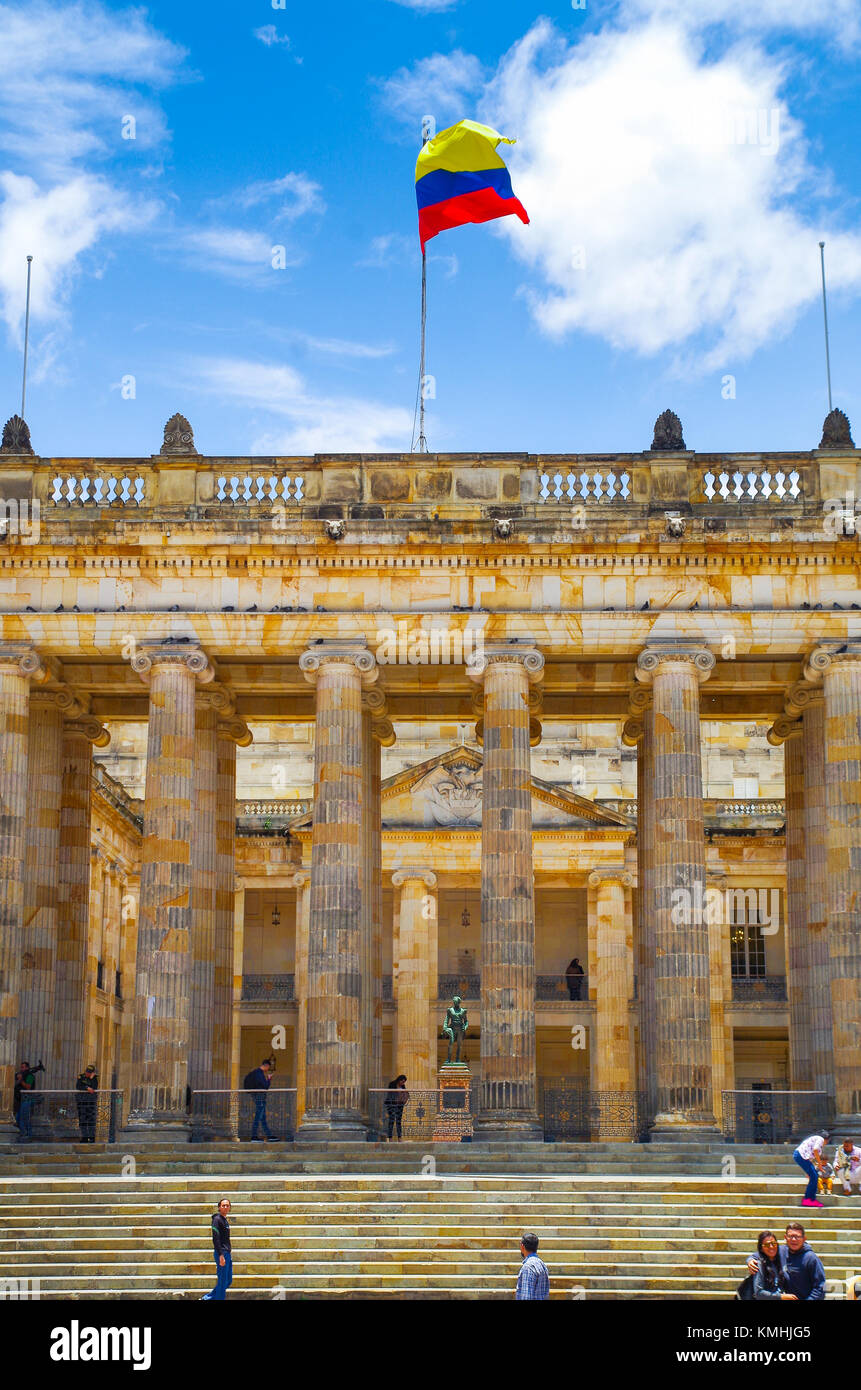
[0,643,53,684]
[198,681,236,716]
[588,867,633,889]
[66,714,110,748]
[635,642,715,685]
[621,717,644,747]
[131,640,214,686]
[289,869,310,889]
[392,867,437,889]
[217,717,252,747]
[767,715,802,746]
[785,679,824,716]
[804,641,861,683]
[299,639,378,688]
[31,684,88,718]
[466,642,544,686]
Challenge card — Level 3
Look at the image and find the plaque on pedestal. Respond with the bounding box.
[432,1064,472,1142]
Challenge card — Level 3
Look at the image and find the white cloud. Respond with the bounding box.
[379,50,484,133]
[0,1,187,177]
[295,334,396,359]
[619,0,861,46]
[253,24,291,47]
[477,18,861,365]
[356,233,416,268]
[188,357,413,453]
[0,171,156,345]
[179,227,290,279]
[229,172,325,222]
[387,0,458,10]
[0,1,186,339]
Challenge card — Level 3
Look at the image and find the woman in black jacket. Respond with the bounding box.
[753,1230,796,1301]
[384,1076,409,1140]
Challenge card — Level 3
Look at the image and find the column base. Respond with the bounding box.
[832,1113,861,1133]
[120,1116,191,1145]
[295,1110,368,1144]
[472,1112,543,1144]
[650,1117,721,1145]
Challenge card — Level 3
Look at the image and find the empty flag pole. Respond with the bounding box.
[21,254,33,419]
[819,241,833,413]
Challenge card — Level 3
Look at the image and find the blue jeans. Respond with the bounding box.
[251,1096,272,1140]
[794,1150,819,1201]
[202,1251,232,1300]
[17,1098,33,1139]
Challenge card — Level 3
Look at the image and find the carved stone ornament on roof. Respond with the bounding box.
[0,415,34,455]
[819,408,854,450]
[650,409,685,451]
[160,413,199,456]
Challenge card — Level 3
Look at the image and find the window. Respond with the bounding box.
[730,916,766,978]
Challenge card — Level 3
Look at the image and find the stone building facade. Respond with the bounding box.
[0,407,858,1142]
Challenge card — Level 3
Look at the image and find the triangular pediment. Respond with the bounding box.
[286,744,631,832]
[382,744,631,831]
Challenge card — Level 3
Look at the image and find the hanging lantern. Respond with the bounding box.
[272,904,281,927]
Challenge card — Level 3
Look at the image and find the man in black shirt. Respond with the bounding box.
[75,1066,98,1142]
[245,1058,276,1141]
[201,1198,233,1300]
[565,958,585,1001]
[16,1062,36,1141]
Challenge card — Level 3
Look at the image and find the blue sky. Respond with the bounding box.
[0,0,859,459]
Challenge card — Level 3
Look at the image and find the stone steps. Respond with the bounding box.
[2,1161,849,1300]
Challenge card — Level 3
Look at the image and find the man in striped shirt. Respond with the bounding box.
[515,1232,550,1300]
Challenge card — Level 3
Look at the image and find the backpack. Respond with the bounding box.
[242,1069,259,1090]
[735,1273,755,1301]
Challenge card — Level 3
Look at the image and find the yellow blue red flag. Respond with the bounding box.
[415,119,529,250]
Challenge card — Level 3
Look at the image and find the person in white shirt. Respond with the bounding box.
[792,1131,830,1207]
[833,1139,861,1195]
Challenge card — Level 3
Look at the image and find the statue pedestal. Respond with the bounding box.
[432,1064,472,1142]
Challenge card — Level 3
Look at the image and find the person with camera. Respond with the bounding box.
[15,1060,43,1142]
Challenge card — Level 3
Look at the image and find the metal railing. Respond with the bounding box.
[541,1083,647,1141]
[369,1087,478,1142]
[241,974,295,1002]
[721,1090,831,1144]
[14,1089,123,1143]
[537,973,588,1001]
[437,973,480,1000]
[189,1089,297,1143]
[731,976,788,1003]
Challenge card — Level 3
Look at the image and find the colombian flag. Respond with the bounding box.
[415,119,529,250]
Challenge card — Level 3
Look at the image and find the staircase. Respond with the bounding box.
[0,1144,854,1299]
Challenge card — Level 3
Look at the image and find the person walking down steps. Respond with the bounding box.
[201,1199,233,1300]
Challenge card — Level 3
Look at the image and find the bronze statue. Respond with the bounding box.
[442,996,469,1064]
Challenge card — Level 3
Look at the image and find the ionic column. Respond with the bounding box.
[125,642,214,1135]
[296,640,378,1141]
[54,714,110,1088]
[0,645,49,1132]
[230,879,245,1094]
[624,699,656,1126]
[705,874,731,1127]
[768,717,812,1092]
[588,870,633,1124]
[360,695,394,1118]
[635,642,718,1138]
[188,691,220,1096]
[392,869,438,1089]
[292,870,311,1124]
[214,717,250,1113]
[800,694,834,1103]
[806,644,861,1124]
[19,690,69,1070]
[468,643,544,1141]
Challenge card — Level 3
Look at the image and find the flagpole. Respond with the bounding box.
[21,254,33,419]
[818,241,833,413]
[418,245,428,452]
